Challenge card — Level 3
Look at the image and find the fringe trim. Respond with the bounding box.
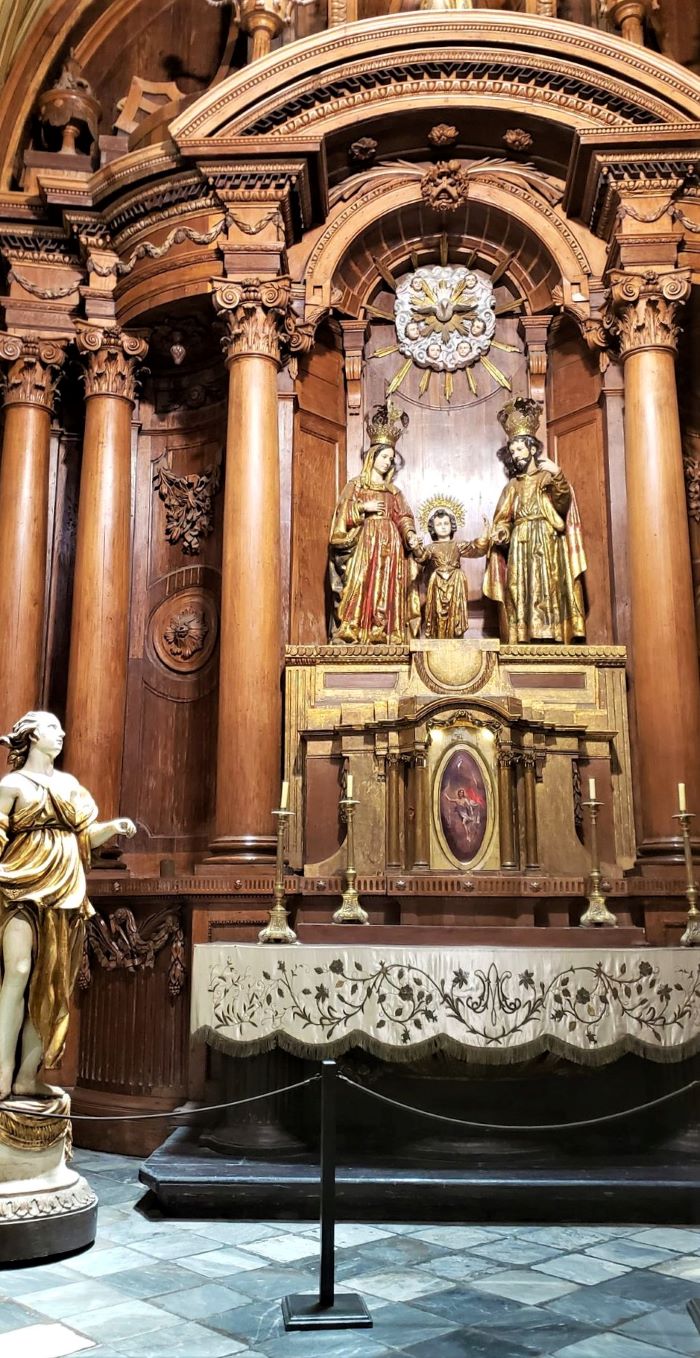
[192,1025,700,1068]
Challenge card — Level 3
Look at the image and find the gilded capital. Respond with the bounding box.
[0,334,65,410]
[76,326,148,401]
[213,277,313,365]
[606,270,691,357]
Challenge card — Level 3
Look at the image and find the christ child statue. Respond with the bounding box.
[414,499,488,639]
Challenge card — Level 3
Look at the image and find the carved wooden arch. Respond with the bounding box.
[171,12,700,148]
[295,174,605,325]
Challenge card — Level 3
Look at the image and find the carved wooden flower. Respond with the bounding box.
[503,128,533,152]
[428,124,459,148]
[349,136,378,163]
[163,608,209,661]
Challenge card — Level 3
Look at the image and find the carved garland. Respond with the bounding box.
[684,449,700,523]
[88,209,280,278]
[79,905,186,1000]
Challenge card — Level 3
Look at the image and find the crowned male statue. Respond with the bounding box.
[483,397,587,644]
[329,399,421,645]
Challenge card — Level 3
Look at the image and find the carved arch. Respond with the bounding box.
[171,12,700,147]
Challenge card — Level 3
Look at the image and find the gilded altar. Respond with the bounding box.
[283,640,634,882]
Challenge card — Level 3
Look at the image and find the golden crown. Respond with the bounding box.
[497,397,543,442]
[366,398,409,450]
[419,493,466,535]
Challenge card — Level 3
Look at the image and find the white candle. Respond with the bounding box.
[588,777,596,801]
[346,773,353,800]
[679,782,686,813]
[280,780,289,810]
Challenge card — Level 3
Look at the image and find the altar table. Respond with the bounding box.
[191,944,700,1067]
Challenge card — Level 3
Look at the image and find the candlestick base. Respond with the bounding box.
[332,889,369,925]
[259,890,298,945]
[680,914,700,947]
[580,892,617,928]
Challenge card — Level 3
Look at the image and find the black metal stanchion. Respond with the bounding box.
[282,1060,372,1330]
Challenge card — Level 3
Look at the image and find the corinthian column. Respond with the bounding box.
[0,335,64,735]
[608,269,700,859]
[63,327,148,821]
[207,278,294,864]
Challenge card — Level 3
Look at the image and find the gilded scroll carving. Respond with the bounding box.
[80,905,186,1000]
[606,270,691,356]
[0,335,65,409]
[152,453,221,554]
[76,327,148,400]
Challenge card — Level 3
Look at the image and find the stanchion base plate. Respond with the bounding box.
[282,1293,372,1330]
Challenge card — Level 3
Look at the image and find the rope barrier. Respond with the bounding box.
[4,1074,321,1122]
[338,1073,700,1134]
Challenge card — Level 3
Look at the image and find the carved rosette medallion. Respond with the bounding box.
[76,326,149,401]
[606,270,691,356]
[150,588,218,674]
[213,277,313,366]
[0,334,65,409]
[394,266,496,373]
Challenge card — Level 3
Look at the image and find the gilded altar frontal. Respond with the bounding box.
[0,0,700,1316]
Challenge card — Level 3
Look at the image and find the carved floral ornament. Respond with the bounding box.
[0,334,65,409]
[76,326,149,401]
[153,452,221,555]
[606,270,691,356]
[684,447,700,524]
[213,277,314,364]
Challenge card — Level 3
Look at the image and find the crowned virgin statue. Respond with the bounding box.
[483,398,587,644]
[329,400,421,644]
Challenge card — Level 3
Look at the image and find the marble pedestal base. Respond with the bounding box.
[0,1092,97,1263]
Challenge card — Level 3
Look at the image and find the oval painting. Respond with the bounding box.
[439,748,488,865]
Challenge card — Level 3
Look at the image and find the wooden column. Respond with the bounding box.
[0,335,64,735]
[386,754,402,870]
[208,279,291,864]
[239,0,291,60]
[412,753,430,870]
[498,748,518,870]
[64,329,147,818]
[602,0,656,44]
[522,754,539,871]
[609,270,700,859]
[682,430,700,661]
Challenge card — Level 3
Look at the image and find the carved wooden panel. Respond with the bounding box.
[121,389,226,864]
[290,335,346,643]
[547,322,613,644]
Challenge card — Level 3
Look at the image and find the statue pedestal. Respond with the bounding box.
[0,1092,97,1263]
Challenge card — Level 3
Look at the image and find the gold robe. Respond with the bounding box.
[483,469,586,644]
[0,781,97,1068]
[417,540,483,639]
[329,479,420,644]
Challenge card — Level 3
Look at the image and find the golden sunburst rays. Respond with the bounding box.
[365,246,520,401]
[418,492,466,536]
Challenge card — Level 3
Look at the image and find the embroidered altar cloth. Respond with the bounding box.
[191,944,700,1066]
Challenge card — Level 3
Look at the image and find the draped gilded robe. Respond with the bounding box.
[483,468,586,644]
[329,479,420,644]
[0,779,96,1068]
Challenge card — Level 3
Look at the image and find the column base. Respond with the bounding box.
[198,834,277,869]
[637,836,700,867]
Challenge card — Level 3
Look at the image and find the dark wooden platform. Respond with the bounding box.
[295,924,645,947]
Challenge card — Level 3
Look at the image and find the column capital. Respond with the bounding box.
[601,0,658,44]
[0,334,66,410]
[213,277,314,366]
[75,325,148,401]
[605,269,691,357]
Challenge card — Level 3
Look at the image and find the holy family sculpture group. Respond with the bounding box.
[329,395,587,647]
[0,395,586,1110]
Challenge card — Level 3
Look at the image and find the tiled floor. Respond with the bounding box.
[1,1151,699,1358]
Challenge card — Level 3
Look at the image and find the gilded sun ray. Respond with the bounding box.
[386,357,413,395]
[480,355,512,390]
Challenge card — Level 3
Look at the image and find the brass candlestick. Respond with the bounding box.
[580,795,617,928]
[674,810,700,947]
[333,796,369,924]
[259,807,298,944]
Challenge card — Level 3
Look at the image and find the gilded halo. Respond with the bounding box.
[418,492,466,535]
